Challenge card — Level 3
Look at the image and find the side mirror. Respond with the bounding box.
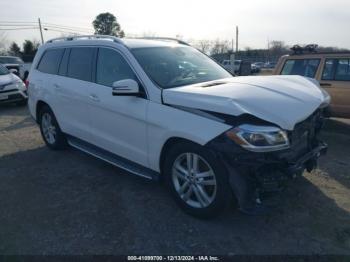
[112,79,140,96]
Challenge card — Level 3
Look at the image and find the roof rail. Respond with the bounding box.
[46,35,124,45]
[136,37,191,46]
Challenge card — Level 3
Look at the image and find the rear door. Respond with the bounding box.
[320,58,350,117]
[88,47,149,167]
[52,47,97,141]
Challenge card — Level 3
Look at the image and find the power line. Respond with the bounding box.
[0,20,94,33]
[43,25,93,33]
[0,24,38,27]
[43,27,86,35]
[43,23,93,31]
[0,27,38,31]
[0,21,36,24]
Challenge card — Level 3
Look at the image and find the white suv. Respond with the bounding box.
[28,35,330,217]
[0,64,27,105]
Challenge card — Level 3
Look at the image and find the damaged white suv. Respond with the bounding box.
[28,36,330,217]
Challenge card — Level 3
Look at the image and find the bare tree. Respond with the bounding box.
[210,39,231,55]
[268,40,288,56]
[195,40,212,54]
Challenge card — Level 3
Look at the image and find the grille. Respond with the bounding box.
[288,110,321,159]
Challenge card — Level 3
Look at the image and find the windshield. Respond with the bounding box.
[131,46,232,88]
[0,57,24,64]
[0,65,9,75]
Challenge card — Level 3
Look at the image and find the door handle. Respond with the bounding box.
[89,94,100,102]
[320,83,332,87]
[53,83,61,89]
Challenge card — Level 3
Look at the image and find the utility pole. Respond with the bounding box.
[235,26,239,53]
[38,18,44,44]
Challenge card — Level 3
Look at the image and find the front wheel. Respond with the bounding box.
[164,142,232,218]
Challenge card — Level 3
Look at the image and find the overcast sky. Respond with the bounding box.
[1,0,350,49]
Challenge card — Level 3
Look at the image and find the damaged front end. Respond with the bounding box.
[205,109,328,215]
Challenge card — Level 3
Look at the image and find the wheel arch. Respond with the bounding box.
[36,100,50,123]
[159,137,202,176]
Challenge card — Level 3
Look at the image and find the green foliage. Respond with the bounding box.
[92,12,125,37]
[22,40,39,56]
[9,42,21,56]
[21,40,40,62]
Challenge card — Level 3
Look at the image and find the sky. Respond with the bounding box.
[1,0,350,50]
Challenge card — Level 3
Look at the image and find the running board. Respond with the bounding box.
[67,136,159,181]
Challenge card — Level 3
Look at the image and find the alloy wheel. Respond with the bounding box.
[41,112,57,144]
[171,152,217,208]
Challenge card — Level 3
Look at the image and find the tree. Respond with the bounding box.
[196,40,212,54]
[268,41,288,56]
[210,39,231,55]
[22,40,39,55]
[22,40,40,62]
[9,42,21,56]
[92,12,125,37]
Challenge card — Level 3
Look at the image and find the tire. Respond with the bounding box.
[39,105,67,150]
[164,141,232,218]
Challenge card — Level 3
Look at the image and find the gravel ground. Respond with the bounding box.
[0,104,349,255]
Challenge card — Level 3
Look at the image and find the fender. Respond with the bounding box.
[146,101,232,172]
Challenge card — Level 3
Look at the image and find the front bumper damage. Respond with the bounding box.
[206,111,328,215]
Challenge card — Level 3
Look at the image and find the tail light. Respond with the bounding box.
[24,80,29,88]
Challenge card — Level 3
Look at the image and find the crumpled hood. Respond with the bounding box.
[162,75,330,130]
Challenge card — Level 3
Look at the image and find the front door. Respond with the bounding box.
[88,47,149,167]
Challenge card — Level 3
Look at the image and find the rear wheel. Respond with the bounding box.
[39,105,67,150]
[164,141,231,218]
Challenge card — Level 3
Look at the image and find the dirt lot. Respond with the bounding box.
[0,104,349,255]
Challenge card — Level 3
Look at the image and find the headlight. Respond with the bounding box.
[225,124,290,152]
[6,79,25,89]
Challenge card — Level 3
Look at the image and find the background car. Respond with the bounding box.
[274,48,350,118]
[251,63,261,73]
[264,61,277,68]
[0,56,31,80]
[221,59,241,74]
[0,64,28,105]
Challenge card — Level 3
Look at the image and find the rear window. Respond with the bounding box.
[0,57,24,64]
[322,58,350,81]
[67,47,95,82]
[37,49,64,74]
[281,59,320,78]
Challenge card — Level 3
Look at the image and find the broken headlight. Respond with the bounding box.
[226,124,290,152]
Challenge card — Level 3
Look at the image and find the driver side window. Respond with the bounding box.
[96,48,137,87]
